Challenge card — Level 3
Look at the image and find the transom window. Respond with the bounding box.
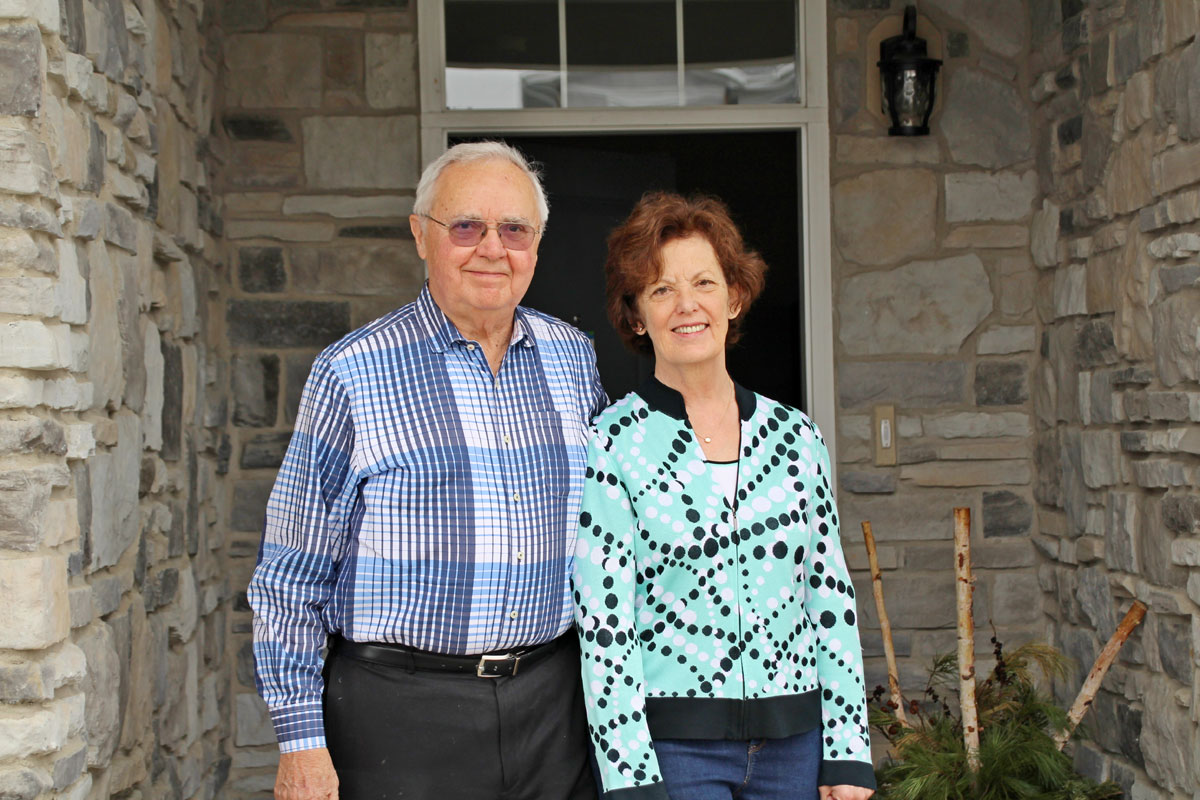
[443,0,802,109]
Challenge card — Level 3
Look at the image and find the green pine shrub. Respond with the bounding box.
[868,638,1124,800]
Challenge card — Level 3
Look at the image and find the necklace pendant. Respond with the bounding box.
[703,436,712,443]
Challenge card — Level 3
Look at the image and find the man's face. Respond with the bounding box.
[410,159,542,327]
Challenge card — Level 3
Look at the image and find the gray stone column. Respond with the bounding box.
[215,1,424,793]
[0,0,230,797]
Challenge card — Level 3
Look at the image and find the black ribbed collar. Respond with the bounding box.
[637,374,756,422]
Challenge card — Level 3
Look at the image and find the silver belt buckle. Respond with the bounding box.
[476,653,517,678]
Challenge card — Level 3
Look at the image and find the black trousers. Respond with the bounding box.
[324,635,598,800]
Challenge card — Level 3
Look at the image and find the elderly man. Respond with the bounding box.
[249,142,606,800]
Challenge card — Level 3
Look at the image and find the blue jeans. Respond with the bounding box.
[652,728,822,800]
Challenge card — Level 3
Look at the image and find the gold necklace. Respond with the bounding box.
[688,386,735,444]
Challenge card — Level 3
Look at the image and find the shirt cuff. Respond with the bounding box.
[270,702,327,753]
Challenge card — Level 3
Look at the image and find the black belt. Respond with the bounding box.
[331,633,568,678]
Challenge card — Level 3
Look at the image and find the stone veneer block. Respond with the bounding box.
[1030,199,1060,268]
[282,194,415,219]
[226,299,350,348]
[1153,141,1200,197]
[286,352,317,424]
[990,573,1042,624]
[366,33,417,109]
[225,193,284,214]
[232,480,274,533]
[238,247,286,293]
[240,432,294,470]
[945,171,1038,222]
[225,220,336,242]
[922,0,1024,58]
[941,69,1032,169]
[303,116,419,190]
[834,136,940,165]
[943,224,1029,249]
[225,34,322,108]
[88,412,140,570]
[290,245,424,297]
[924,411,1031,438]
[235,693,277,747]
[232,354,279,429]
[0,199,62,236]
[223,114,293,142]
[1148,232,1200,259]
[0,555,69,649]
[1053,263,1087,318]
[832,169,936,266]
[1105,128,1156,215]
[840,471,897,494]
[900,460,1031,487]
[1158,264,1200,293]
[76,621,119,767]
[1080,430,1122,488]
[839,254,992,355]
[975,360,1029,406]
[838,361,966,408]
[982,490,1032,537]
[228,143,302,189]
[0,24,41,116]
[0,127,55,196]
[837,489,974,542]
[0,320,73,370]
[977,325,1036,355]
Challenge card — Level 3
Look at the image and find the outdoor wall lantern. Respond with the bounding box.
[877,5,942,136]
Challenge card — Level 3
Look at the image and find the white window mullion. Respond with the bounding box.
[676,0,685,106]
[559,0,569,108]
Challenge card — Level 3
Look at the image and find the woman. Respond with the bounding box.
[573,193,875,800]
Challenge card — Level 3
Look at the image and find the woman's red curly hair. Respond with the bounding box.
[604,192,767,355]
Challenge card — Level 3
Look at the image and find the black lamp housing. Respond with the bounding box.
[877,6,942,136]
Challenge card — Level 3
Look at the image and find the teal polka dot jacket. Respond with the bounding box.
[573,378,875,799]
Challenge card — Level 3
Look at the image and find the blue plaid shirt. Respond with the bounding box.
[249,285,607,752]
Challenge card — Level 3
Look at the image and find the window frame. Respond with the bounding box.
[416,0,838,459]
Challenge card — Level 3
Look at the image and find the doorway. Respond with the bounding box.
[451,132,805,409]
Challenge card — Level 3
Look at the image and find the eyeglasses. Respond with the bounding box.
[421,215,540,251]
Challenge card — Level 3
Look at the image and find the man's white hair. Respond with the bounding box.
[413,141,550,228]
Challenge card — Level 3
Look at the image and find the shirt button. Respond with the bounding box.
[467,343,476,351]
[502,434,511,445]
[509,610,519,620]
[512,491,520,502]
[516,550,525,561]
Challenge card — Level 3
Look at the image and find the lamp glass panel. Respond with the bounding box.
[564,0,678,107]
[683,0,798,105]
[445,0,562,109]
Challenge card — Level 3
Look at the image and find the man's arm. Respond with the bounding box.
[248,354,356,755]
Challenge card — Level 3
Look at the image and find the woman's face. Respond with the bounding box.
[634,235,740,372]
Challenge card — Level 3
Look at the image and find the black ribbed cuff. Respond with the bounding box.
[818,759,878,790]
[604,781,671,800]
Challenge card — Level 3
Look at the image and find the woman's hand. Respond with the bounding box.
[819,785,875,800]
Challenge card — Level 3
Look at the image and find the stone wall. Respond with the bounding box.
[1027,0,1200,796]
[213,1,424,794]
[829,1,1200,795]
[0,0,229,798]
[826,0,1045,709]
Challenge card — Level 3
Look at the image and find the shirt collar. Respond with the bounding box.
[637,374,756,422]
[415,282,534,353]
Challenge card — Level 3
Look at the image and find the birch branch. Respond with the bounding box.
[953,507,980,773]
[1054,600,1148,750]
[861,520,908,727]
